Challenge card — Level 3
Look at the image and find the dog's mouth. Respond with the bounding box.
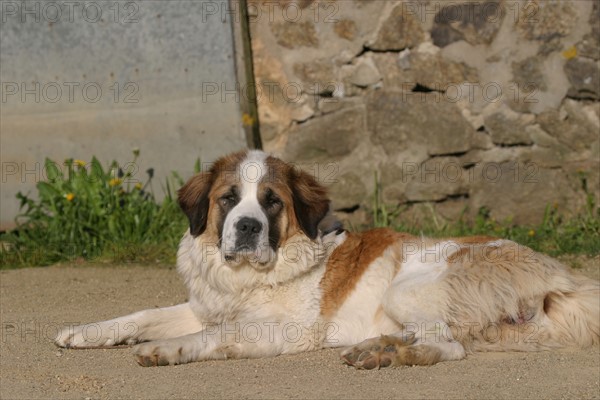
[223,245,275,270]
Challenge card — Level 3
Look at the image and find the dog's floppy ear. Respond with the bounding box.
[178,171,214,236]
[289,168,330,240]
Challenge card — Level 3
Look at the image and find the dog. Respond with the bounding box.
[55,150,599,369]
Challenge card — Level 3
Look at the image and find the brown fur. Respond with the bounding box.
[319,228,407,318]
[178,151,246,237]
[178,150,331,247]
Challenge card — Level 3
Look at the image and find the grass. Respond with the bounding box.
[372,171,600,257]
[1,161,597,269]
[0,152,190,268]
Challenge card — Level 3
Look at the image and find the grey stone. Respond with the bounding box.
[317,97,362,115]
[527,125,559,148]
[578,1,600,60]
[372,51,478,92]
[409,52,479,91]
[270,21,318,49]
[404,157,469,202]
[520,145,568,168]
[469,164,578,225]
[471,130,494,150]
[378,162,409,204]
[293,59,336,95]
[368,4,424,51]
[483,110,535,146]
[290,104,315,123]
[349,57,382,88]
[564,159,600,211]
[578,36,600,61]
[435,197,470,221]
[431,1,504,48]
[537,100,600,151]
[516,0,578,54]
[511,57,548,93]
[517,1,577,55]
[333,19,357,41]
[367,91,476,157]
[329,171,368,210]
[564,57,600,100]
[284,107,365,162]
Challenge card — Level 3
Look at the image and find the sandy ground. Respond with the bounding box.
[1,257,599,400]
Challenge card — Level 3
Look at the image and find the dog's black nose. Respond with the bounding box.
[236,217,262,235]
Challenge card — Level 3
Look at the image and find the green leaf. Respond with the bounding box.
[37,182,61,199]
[44,159,62,181]
[90,157,105,180]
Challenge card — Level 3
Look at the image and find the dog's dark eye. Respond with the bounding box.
[265,191,282,210]
[267,197,281,208]
[219,194,237,208]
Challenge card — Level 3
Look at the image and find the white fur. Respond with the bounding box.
[382,241,466,362]
[221,150,275,267]
[327,246,401,347]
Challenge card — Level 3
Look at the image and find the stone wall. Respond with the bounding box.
[247,0,599,227]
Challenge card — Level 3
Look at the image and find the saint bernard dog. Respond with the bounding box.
[55,150,599,369]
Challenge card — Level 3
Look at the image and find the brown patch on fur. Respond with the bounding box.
[445,236,500,265]
[447,247,471,264]
[178,151,247,236]
[454,235,497,244]
[287,165,330,239]
[320,228,409,318]
[264,156,330,242]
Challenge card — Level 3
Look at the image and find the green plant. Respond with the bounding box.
[372,171,403,228]
[369,170,599,256]
[0,151,192,267]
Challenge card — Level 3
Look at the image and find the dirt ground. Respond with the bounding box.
[1,256,599,400]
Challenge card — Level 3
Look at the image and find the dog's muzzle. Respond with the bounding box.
[234,217,262,251]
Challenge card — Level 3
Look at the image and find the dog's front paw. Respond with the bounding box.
[55,324,114,348]
[55,323,136,348]
[133,339,190,367]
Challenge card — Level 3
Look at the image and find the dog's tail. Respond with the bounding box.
[466,272,600,352]
[540,274,600,348]
[452,246,600,352]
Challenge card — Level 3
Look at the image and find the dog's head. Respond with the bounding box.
[177,150,331,269]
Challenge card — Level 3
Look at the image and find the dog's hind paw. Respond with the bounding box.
[340,333,443,369]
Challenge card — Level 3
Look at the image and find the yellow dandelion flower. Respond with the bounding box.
[109,178,122,187]
[528,229,535,237]
[135,183,143,190]
[74,159,86,167]
[65,193,75,201]
[562,46,577,60]
[242,113,255,126]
